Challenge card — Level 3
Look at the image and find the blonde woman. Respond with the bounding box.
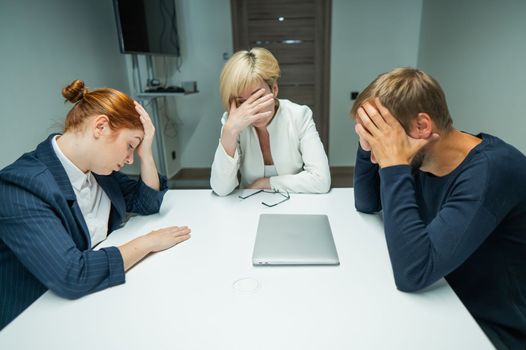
[210,47,330,196]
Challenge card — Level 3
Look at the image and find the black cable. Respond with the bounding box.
[168,0,183,70]
[169,1,180,57]
[159,0,182,71]
[158,0,166,55]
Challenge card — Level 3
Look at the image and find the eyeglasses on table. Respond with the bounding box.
[238,189,290,207]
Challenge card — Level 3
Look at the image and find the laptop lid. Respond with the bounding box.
[252,214,340,266]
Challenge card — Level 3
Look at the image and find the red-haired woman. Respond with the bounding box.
[0,80,191,329]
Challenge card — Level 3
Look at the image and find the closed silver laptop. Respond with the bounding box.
[252,214,340,266]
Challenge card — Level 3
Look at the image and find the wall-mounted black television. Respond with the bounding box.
[113,0,181,56]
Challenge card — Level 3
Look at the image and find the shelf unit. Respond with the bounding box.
[136,92,198,99]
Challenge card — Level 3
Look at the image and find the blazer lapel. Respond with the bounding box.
[35,134,92,248]
[93,174,126,233]
[267,105,286,175]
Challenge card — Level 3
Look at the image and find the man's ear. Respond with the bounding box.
[93,115,110,138]
[409,113,433,139]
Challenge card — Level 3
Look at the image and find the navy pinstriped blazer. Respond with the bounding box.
[0,134,168,330]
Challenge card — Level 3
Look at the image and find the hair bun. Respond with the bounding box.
[62,79,88,103]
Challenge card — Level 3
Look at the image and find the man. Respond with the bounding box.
[352,67,526,349]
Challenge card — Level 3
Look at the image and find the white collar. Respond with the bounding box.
[51,135,92,191]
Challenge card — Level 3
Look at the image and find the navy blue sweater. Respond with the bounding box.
[354,133,526,347]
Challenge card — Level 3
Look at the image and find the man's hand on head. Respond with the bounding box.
[354,98,438,168]
[354,124,377,164]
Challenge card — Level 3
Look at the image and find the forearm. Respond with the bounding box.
[0,211,126,299]
[379,165,435,291]
[379,165,497,292]
[354,145,381,213]
[220,125,239,158]
[118,226,191,271]
[118,235,153,271]
[270,169,330,193]
[139,154,160,191]
[210,142,240,196]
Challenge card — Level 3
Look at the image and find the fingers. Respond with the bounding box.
[145,226,192,253]
[361,102,389,132]
[370,152,378,164]
[172,229,191,245]
[163,226,191,245]
[361,137,372,151]
[134,101,154,134]
[354,123,374,146]
[138,113,154,129]
[134,101,148,117]
[251,94,274,112]
[374,98,398,126]
[160,225,191,236]
[357,107,382,138]
[245,88,267,105]
[173,234,190,245]
[227,92,274,131]
[409,132,440,152]
[174,226,191,236]
[249,110,273,123]
[242,94,273,117]
[357,131,372,152]
[239,91,273,112]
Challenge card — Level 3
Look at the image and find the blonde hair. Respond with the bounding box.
[62,80,142,132]
[351,67,453,131]
[219,47,280,111]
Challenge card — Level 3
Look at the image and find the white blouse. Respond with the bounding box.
[264,165,278,178]
[210,99,331,196]
[52,136,111,247]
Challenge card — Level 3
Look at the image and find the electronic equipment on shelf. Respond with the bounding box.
[144,86,185,93]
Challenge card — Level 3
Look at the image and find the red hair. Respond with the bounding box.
[62,80,142,132]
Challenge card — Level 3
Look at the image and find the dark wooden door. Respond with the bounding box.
[231,0,332,152]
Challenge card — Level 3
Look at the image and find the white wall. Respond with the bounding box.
[329,0,423,165]
[0,0,130,168]
[417,0,526,153]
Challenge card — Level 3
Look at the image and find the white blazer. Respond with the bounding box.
[210,99,331,196]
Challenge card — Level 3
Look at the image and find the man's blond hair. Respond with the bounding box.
[351,67,453,131]
[219,47,280,111]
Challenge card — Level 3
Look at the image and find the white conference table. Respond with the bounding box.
[0,188,493,349]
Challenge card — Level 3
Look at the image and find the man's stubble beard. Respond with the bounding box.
[410,149,426,170]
